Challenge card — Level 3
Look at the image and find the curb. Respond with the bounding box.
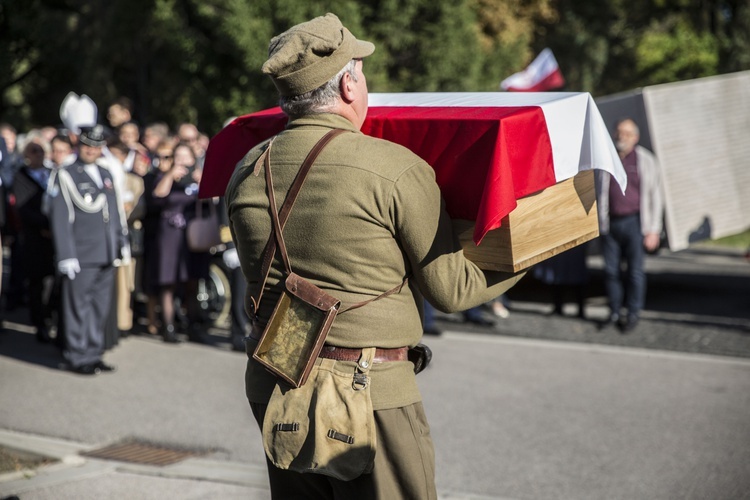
[0,429,269,497]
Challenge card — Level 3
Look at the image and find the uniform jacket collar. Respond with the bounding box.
[286,113,361,134]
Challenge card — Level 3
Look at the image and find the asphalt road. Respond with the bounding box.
[0,244,748,499]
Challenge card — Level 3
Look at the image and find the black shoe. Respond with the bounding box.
[462,311,496,327]
[187,324,208,344]
[36,328,52,344]
[620,315,639,333]
[468,316,495,327]
[423,326,442,336]
[53,333,66,350]
[162,324,181,344]
[60,362,100,375]
[598,313,620,330]
[94,361,116,373]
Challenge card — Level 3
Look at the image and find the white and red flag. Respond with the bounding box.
[200,93,623,244]
[500,48,565,92]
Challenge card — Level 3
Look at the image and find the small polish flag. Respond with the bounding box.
[500,48,565,92]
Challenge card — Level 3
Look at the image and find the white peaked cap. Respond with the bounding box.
[59,91,98,135]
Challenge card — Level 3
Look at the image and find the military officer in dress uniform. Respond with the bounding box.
[49,125,129,375]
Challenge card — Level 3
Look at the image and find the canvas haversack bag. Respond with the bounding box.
[262,347,377,480]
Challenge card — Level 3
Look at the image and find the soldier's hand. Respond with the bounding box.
[222,248,240,269]
[120,245,132,265]
[58,258,81,280]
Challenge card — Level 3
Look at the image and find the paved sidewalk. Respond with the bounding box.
[1,245,748,499]
[434,244,750,359]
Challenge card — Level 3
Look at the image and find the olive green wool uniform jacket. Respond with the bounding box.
[226,113,523,410]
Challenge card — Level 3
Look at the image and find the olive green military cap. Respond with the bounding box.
[262,13,375,97]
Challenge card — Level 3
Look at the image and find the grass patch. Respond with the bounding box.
[0,446,55,473]
[701,229,750,249]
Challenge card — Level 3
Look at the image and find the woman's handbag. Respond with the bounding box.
[186,199,222,252]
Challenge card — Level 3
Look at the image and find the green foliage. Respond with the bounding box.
[0,0,747,135]
[537,0,747,95]
[636,17,718,83]
[360,0,481,92]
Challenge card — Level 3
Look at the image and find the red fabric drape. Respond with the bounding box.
[200,106,554,244]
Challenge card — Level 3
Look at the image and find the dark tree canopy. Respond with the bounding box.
[1,0,747,136]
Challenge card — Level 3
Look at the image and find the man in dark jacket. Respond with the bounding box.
[49,125,129,375]
[12,140,56,342]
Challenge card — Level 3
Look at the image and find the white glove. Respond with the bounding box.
[58,258,81,280]
[222,248,240,270]
[120,244,132,266]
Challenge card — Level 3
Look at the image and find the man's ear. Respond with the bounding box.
[340,72,355,104]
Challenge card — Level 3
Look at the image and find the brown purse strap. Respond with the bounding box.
[251,129,346,313]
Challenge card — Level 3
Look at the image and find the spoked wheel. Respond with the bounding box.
[197,262,232,329]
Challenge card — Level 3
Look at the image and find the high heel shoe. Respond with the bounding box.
[162,324,181,344]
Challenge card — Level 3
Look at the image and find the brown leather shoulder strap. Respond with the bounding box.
[339,278,409,314]
[250,129,347,313]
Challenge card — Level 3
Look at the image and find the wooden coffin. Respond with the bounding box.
[453,170,599,273]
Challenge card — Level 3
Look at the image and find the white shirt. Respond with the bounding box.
[83,163,103,188]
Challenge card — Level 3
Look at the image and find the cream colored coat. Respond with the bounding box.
[596,145,664,236]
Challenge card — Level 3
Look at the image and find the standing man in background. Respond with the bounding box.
[596,117,663,333]
[49,125,129,375]
[12,140,56,343]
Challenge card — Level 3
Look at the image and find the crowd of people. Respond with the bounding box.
[0,97,236,374]
[0,96,661,378]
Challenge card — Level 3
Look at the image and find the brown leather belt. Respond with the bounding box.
[318,345,408,363]
[247,328,408,363]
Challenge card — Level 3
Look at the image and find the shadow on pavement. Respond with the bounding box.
[0,327,63,370]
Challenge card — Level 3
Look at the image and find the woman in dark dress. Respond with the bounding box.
[150,141,211,343]
[177,144,214,341]
[141,143,170,336]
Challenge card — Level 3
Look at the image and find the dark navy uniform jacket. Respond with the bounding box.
[49,159,127,267]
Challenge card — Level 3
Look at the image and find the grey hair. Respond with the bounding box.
[279,59,359,118]
[616,117,640,135]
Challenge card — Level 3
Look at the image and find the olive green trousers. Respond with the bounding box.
[250,401,437,500]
